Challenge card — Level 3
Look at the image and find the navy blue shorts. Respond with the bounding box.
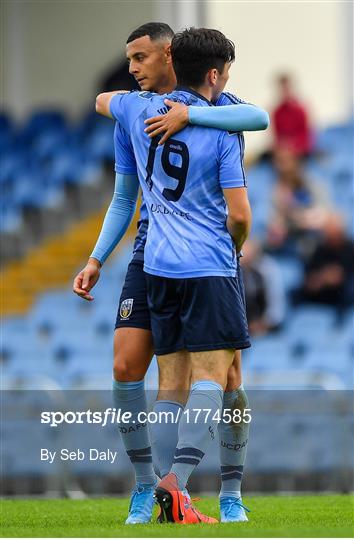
[115,260,151,330]
[145,270,250,355]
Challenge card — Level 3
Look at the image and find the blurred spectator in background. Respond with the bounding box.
[241,239,285,336]
[272,73,314,158]
[293,213,354,314]
[267,147,330,254]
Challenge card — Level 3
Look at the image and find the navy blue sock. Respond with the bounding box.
[150,400,183,478]
[112,380,156,485]
[171,380,223,490]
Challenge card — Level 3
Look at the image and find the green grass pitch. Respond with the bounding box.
[1,495,353,537]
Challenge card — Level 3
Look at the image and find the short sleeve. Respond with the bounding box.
[114,123,137,175]
[218,132,247,188]
[110,93,130,131]
[110,91,149,133]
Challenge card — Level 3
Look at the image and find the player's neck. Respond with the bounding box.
[155,72,177,95]
[189,85,213,102]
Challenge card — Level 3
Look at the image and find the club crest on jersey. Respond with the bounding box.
[120,298,134,319]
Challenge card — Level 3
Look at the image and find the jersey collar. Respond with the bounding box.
[175,85,213,106]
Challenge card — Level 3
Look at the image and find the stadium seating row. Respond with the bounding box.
[1,114,353,480]
[1,110,114,232]
[2,241,353,389]
[1,112,353,236]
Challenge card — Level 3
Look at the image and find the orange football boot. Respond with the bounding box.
[155,473,218,524]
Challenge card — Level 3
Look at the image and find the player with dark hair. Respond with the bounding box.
[126,21,175,44]
[103,26,252,524]
[125,22,176,95]
[73,22,268,524]
[171,27,235,86]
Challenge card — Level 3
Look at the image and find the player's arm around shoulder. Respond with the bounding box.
[95,90,130,118]
[143,97,269,144]
[217,91,270,131]
[213,103,269,131]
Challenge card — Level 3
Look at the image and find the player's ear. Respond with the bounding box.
[207,68,218,86]
[165,43,172,64]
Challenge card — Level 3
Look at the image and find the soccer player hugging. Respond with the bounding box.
[74,22,269,524]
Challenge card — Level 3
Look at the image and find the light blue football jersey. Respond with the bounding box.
[110,87,246,278]
[216,91,248,106]
[113,91,247,264]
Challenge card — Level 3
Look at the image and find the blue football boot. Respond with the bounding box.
[220,496,250,522]
[125,483,156,524]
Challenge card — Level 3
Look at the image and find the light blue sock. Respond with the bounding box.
[218,384,250,499]
[112,380,156,486]
[171,380,223,490]
[150,400,183,478]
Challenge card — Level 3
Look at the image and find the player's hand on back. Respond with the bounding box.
[72,258,101,301]
[144,99,189,145]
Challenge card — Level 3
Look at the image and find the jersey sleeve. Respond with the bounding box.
[218,132,247,188]
[217,92,249,106]
[215,93,269,131]
[189,104,269,132]
[110,92,138,132]
[114,122,137,175]
[110,91,151,132]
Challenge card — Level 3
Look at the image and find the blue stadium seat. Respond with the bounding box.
[276,257,304,291]
[23,110,67,139]
[315,121,354,155]
[2,419,61,475]
[287,306,336,335]
[1,107,114,217]
[303,346,353,386]
[84,126,115,162]
[0,206,22,232]
[32,130,68,163]
[246,163,274,238]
